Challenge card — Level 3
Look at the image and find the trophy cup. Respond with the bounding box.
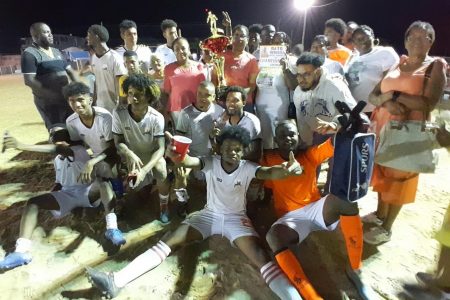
[200,11,230,88]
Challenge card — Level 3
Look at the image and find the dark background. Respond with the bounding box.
[1,0,449,55]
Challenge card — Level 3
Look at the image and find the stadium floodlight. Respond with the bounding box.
[293,0,315,11]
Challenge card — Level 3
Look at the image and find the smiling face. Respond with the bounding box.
[121,27,138,46]
[174,39,190,63]
[405,27,433,57]
[275,123,299,153]
[195,84,215,112]
[261,25,276,45]
[67,93,93,117]
[219,139,245,166]
[225,91,245,116]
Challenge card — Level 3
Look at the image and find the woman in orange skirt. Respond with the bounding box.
[363,21,447,245]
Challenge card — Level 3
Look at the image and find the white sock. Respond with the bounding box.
[159,193,169,205]
[105,213,118,230]
[15,238,32,253]
[113,241,171,288]
[261,261,302,300]
[174,188,189,203]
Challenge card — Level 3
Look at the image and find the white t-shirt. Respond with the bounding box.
[202,155,259,214]
[115,44,152,73]
[112,105,165,164]
[66,106,113,157]
[54,145,91,189]
[255,55,296,149]
[91,50,127,112]
[323,58,344,75]
[225,112,262,141]
[176,103,224,156]
[154,44,176,66]
[293,69,357,145]
[345,46,399,112]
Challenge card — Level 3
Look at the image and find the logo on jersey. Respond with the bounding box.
[314,99,332,118]
[234,180,242,187]
[216,177,222,182]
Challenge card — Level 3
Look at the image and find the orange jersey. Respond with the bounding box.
[262,139,334,217]
[328,46,352,66]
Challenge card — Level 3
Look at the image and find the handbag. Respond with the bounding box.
[375,60,440,173]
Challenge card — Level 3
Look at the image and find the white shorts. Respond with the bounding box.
[182,208,258,244]
[272,196,339,243]
[50,185,98,218]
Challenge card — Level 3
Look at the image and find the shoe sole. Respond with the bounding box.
[345,266,379,300]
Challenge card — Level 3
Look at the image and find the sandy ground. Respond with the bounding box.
[0,74,448,300]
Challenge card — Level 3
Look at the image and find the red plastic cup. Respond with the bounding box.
[172,135,192,162]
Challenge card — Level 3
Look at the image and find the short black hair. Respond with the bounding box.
[353,25,375,39]
[216,125,251,148]
[122,73,161,106]
[50,128,71,144]
[161,19,177,32]
[275,120,298,135]
[172,37,189,48]
[123,50,138,58]
[262,24,276,32]
[88,24,109,42]
[233,24,249,36]
[30,22,47,36]
[226,86,247,102]
[62,81,91,99]
[296,52,325,68]
[325,18,347,36]
[312,35,330,47]
[119,19,137,33]
[405,20,435,43]
[249,24,263,34]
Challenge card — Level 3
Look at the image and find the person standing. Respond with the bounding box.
[21,22,79,132]
[115,19,152,73]
[324,18,352,66]
[87,24,127,113]
[154,19,178,66]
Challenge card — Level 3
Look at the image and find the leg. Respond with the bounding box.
[0,193,59,270]
[20,193,60,239]
[234,235,302,300]
[153,157,170,223]
[382,203,403,232]
[376,193,389,219]
[266,224,322,300]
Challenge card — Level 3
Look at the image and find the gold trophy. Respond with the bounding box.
[200,11,230,88]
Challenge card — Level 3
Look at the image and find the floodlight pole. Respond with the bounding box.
[301,9,308,46]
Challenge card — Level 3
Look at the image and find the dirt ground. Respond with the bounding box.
[0,74,448,300]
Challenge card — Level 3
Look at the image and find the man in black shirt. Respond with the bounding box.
[21,22,79,131]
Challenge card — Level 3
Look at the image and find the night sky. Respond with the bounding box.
[1,0,449,56]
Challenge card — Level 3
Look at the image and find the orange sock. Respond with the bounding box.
[275,248,323,300]
[340,215,363,270]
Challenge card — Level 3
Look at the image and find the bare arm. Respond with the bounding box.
[165,131,202,169]
[256,151,303,180]
[66,66,80,82]
[141,137,165,173]
[3,135,73,156]
[397,60,447,112]
[23,73,59,99]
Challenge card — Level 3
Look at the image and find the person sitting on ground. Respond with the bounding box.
[264,120,373,300]
[86,125,304,300]
[118,50,143,105]
[0,128,116,270]
[64,81,126,246]
[324,18,352,66]
[174,81,225,217]
[113,73,171,223]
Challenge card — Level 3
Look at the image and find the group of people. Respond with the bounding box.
[0,11,448,300]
